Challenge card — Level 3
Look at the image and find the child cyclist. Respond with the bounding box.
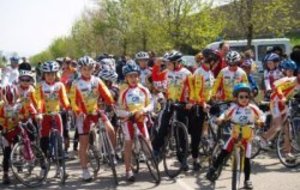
[206,83,265,190]
[0,85,37,184]
[116,60,153,182]
[35,61,70,176]
[69,56,116,182]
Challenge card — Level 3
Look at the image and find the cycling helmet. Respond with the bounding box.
[41,61,60,73]
[19,70,33,80]
[226,51,241,65]
[167,50,183,62]
[263,53,280,63]
[1,85,19,105]
[98,68,118,82]
[281,59,297,71]
[240,59,253,68]
[233,83,251,97]
[122,60,140,76]
[78,56,95,68]
[10,56,19,64]
[55,57,64,64]
[162,52,170,62]
[202,49,219,63]
[135,51,150,60]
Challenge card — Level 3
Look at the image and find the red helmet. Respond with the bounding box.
[1,85,19,105]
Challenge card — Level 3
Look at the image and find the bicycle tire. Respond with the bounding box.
[209,140,224,180]
[163,121,188,178]
[54,132,67,185]
[276,126,300,168]
[231,151,241,190]
[103,132,118,185]
[131,149,139,174]
[251,127,263,159]
[89,130,101,175]
[200,123,217,157]
[11,143,48,187]
[139,136,161,184]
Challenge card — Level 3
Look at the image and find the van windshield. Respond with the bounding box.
[258,44,286,61]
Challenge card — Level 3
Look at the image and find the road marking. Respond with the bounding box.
[177,178,194,190]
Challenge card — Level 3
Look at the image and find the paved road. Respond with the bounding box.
[1,150,299,190]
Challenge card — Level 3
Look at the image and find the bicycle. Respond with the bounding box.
[276,98,300,168]
[159,101,189,178]
[88,110,118,185]
[10,119,48,187]
[128,115,161,184]
[39,112,67,185]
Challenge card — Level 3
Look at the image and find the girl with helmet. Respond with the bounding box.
[35,60,70,177]
[280,59,297,77]
[0,85,37,184]
[116,60,153,182]
[69,56,115,182]
[207,83,265,189]
[212,50,249,101]
[135,51,152,87]
[263,53,284,98]
[260,60,300,163]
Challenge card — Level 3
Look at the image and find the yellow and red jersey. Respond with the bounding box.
[212,67,248,101]
[17,84,38,114]
[35,81,70,114]
[188,65,215,104]
[69,75,114,115]
[271,76,300,101]
[166,67,191,102]
[0,103,36,132]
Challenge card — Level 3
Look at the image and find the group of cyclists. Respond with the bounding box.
[0,41,300,189]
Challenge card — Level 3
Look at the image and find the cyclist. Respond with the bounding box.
[69,56,115,182]
[135,51,152,87]
[212,50,248,101]
[116,60,153,182]
[206,83,265,189]
[260,60,299,161]
[1,56,20,87]
[152,50,191,171]
[263,53,284,98]
[186,48,217,171]
[240,59,259,97]
[35,61,70,176]
[0,85,37,185]
[151,55,168,93]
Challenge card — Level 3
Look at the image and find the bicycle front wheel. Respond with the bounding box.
[53,132,67,185]
[11,142,48,187]
[163,121,188,178]
[89,130,100,175]
[140,136,161,184]
[231,150,241,190]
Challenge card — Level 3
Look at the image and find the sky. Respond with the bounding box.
[0,0,95,57]
[0,0,226,58]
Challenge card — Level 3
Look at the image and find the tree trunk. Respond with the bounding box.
[247,24,253,48]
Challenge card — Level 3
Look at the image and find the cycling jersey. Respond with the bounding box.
[70,75,114,115]
[189,64,215,103]
[140,68,152,87]
[1,66,19,87]
[60,68,79,92]
[118,83,153,140]
[212,67,248,101]
[166,67,191,102]
[35,81,70,114]
[17,84,38,117]
[220,103,265,158]
[152,64,168,92]
[264,68,283,91]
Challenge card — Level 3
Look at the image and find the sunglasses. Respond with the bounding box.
[238,95,249,100]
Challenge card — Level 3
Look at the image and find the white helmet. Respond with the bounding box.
[78,56,95,68]
[41,61,60,72]
[226,51,241,65]
[98,68,118,82]
[135,51,150,60]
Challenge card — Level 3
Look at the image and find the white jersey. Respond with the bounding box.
[140,68,152,87]
[1,66,19,87]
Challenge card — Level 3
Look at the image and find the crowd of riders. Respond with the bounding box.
[0,42,300,189]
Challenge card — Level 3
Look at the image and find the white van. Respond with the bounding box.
[206,38,292,72]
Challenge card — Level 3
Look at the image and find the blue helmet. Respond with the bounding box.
[281,59,297,71]
[122,60,140,76]
[263,53,280,63]
[233,83,251,97]
[10,56,19,64]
